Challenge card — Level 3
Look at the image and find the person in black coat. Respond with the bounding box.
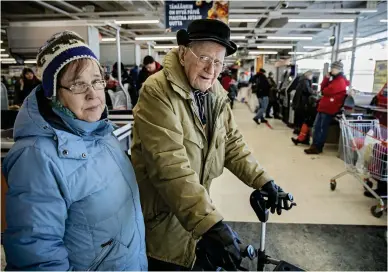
[15,68,41,105]
[266,71,280,119]
[137,56,163,93]
[292,71,313,132]
[112,62,138,107]
[251,68,270,124]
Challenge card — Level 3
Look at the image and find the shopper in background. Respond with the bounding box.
[292,70,313,134]
[228,76,238,109]
[251,68,270,124]
[130,64,140,90]
[1,81,9,110]
[15,68,41,105]
[2,31,147,271]
[112,62,138,108]
[137,55,163,92]
[221,69,232,91]
[305,61,349,154]
[266,71,280,119]
[132,18,285,271]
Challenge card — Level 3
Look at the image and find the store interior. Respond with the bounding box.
[1,0,387,271]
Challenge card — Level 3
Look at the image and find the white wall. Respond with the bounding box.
[99,43,136,66]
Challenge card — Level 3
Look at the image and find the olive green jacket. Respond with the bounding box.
[131,48,272,267]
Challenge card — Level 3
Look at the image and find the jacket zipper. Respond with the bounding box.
[87,239,117,271]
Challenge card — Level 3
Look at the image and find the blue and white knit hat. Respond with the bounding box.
[36,31,99,98]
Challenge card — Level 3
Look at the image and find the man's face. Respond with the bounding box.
[331,67,340,75]
[180,41,226,92]
[145,62,156,73]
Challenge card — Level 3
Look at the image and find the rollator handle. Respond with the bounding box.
[250,190,296,223]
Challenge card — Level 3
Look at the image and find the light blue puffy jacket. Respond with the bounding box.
[2,87,147,271]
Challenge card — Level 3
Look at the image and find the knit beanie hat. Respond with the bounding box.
[331,60,344,71]
[36,31,99,98]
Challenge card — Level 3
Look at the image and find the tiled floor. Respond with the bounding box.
[210,102,386,225]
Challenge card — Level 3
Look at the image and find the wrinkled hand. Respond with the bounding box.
[197,221,242,270]
[261,180,284,215]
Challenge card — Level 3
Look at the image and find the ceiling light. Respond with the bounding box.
[343,36,376,41]
[0,54,9,57]
[380,19,388,23]
[289,52,309,55]
[267,36,312,40]
[257,45,293,49]
[229,19,258,23]
[231,36,246,40]
[303,46,326,49]
[101,38,116,42]
[135,36,176,41]
[324,43,330,46]
[154,45,178,49]
[0,41,3,44]
[1,58,16,61]
[0,49,5,52]
[24,59,37,64]
[360,9,377,13]
[249,51,278,55]
[115,19,160,25]
[289,18,354,23]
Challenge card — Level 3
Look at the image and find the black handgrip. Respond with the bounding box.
[250,190,296,222]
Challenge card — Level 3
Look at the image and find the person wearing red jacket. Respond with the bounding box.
[305,61,349,154]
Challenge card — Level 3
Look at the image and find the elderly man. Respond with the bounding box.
[132,19,284,270]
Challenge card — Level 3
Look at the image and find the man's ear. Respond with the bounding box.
[178,46,186,66]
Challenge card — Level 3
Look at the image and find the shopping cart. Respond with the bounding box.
[330,113,387,218]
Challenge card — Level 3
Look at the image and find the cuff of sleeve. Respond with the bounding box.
[253,172,273,190]
[192,210,224,239]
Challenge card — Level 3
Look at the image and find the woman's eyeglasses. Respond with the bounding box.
[188,48,225,71]
[59,80,107,94]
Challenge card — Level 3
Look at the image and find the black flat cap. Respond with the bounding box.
[176,19,237,56]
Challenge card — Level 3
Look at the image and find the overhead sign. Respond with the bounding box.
[373,60,387,93]
[165,0,229,32]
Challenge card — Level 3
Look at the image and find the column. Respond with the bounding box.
[349,17,359,86]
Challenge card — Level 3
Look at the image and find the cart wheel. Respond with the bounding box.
[330,180,337,191]
[371,205,384,218]
[364,179,373,189]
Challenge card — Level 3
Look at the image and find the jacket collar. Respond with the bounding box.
[162,48,228,101]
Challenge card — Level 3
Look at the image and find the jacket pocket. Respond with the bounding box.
[209,128,227,180]
[87,238,118,271]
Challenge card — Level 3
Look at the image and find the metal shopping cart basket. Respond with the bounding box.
[330,113,387,218]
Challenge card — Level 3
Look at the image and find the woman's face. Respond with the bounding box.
[58,60,105,122]
[25,72,34,80]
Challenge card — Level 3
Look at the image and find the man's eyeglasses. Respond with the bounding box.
[59,80,106,94]
[188,48,225,71]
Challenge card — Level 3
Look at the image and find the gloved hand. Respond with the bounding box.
[261,180,284,215]
[196,221,242,271]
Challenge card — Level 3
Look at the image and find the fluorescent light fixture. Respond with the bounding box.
[1,58,16,61]
[229,19,257,23]
[101,37,116,42]
[289,52,309,55]
[0,54,9,57]
[324,43,331,46]
[380,19,388,23]
[0,49,5,52]
[360,9,377,13]
[154,45,178,49]
[303,46,327,49]
[257,45,293,49]
[289,18,354,23]
[115,20,160,25]
[230,36,246,40]
[267,36,312,40]
[24,59,37,64]
[343,36,376,41]
[249,51,278,55]
[0,40,3,44]
[135,36,176,41]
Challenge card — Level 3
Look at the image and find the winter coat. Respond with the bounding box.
[268,76,278,101]
[292,76,313,111]
[317,73,349,115]
[2,87,147,271]
[250,72,270,98]
[131,48,272,268]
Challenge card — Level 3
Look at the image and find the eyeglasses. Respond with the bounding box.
[59,80,106,94]
[188,48,225,71]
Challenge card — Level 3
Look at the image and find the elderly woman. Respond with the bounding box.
[2,31,147,271]
[131,19,286,270]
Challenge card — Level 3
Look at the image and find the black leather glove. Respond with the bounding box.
[196,221,242,271]
[261,180,284,215]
